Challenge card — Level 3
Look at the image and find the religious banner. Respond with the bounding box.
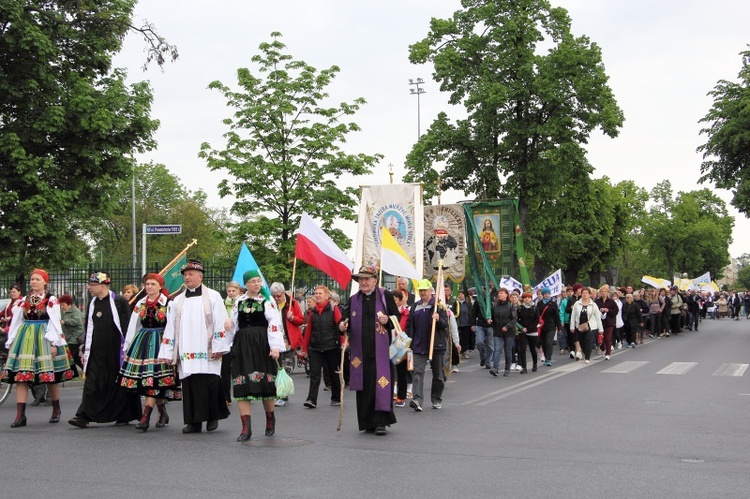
[354,184,424,277]
[423,204,466,282]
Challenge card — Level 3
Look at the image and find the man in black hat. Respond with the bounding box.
[158,259,231,434]
[339,264,399,435]
[69,272,141,428]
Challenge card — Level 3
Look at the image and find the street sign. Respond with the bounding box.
[145,225,182,234]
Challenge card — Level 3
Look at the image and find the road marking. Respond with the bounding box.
[602,361,649,374]
[712,363,749,377]
[656,362,698,375]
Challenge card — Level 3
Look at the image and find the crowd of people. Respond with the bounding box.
[2,264,748,440]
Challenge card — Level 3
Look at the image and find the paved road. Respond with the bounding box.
[2,317,749,498]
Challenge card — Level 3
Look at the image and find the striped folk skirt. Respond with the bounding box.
[1,320,77,384]
[118,328,181,400]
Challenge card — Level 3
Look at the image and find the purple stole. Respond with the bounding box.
[349,287,391,412]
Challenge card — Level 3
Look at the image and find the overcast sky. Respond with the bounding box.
[113,0,750,261]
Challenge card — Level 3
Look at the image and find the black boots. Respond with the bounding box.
[265,411,275,436]
[237,415,251,442]
[135,405,153,432]
[49,399,61,423]
[155,403,169,428]
[11,403,27,428]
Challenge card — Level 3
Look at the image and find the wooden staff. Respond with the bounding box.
[428,261,443,361]
[289,257,298,299]
[337,328,349,431]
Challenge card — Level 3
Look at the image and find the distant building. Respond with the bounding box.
[717,258,739,289]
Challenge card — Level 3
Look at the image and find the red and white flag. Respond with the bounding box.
[295,213,354,289]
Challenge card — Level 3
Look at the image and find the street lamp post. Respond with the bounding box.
[409,78,426,140]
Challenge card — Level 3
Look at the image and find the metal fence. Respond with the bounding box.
[0,264,354,306]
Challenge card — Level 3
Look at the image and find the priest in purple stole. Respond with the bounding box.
[341,265,399,435]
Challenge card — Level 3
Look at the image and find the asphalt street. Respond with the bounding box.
[1,316,749,498]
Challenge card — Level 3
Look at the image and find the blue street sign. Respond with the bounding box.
[145,225,182,234]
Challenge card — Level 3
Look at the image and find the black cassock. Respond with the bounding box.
[76,295,141,423]
[354,291,398,431]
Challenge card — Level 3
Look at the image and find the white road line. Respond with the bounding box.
[711,363,749,377]
[656,362,698,375]
[601,360,650,374]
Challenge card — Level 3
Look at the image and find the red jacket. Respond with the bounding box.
[279,293,305,350]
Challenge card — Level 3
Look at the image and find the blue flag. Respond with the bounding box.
[232,243,271,300]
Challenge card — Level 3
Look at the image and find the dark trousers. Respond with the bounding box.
[669,313,681,334]
[220,352,232,403]
[68,343,84,370]
[307,349,341,404]
[541,329,555,361]
[625,323,636,345]
[579,329,594,360]
[517,334,538,369]
[395,359,411,400]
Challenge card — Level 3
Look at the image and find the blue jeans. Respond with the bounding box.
[475,326,494,363]
[492,336,514,371]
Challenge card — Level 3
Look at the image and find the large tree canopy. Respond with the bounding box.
[82,162,231,268]
[698,49,750,216]
[200,32,381,283]
[403,0,623,279]
[0,0,160,273]
[642,181,733,279]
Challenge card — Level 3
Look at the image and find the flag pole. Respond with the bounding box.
[130,239,197,306]
[158,238,198,275]
[290,257,298,298]
[428,261,443,361]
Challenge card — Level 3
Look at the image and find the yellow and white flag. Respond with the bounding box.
[380,226,421,287]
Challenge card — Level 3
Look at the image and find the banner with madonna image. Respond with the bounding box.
[354,184,424,275]
[464,200,524,319]
[423,204,466,282]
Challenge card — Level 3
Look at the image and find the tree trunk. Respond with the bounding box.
[564,269,578,285]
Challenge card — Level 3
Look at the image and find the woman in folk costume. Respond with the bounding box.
[69,272,141,428]
[2,269,76,427]
[228,270,284,442]
[118,273,180,432]
[339,264,400,435]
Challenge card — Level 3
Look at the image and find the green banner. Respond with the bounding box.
[163,255,187,295]
[464,200,528,318]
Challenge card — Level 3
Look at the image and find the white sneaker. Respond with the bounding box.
[540,356,546,363]
[451,366,459,373]
[510,363,517,371]
[576,351,582,360]
[515,365,523,372]
[584,359,590,364]
[604,355,610,360]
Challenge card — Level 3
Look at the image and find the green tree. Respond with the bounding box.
[199,33,381,283]
[404,0,624,267]
[642,181,733,278]
[737,265,750,289]
[698,49,750,216]
[0,0,160,275]
[83,162,231,268]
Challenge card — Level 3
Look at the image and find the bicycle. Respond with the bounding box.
[0,341,10,407]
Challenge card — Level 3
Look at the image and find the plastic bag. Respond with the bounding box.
[388,315,412,365]
[275,362,295,398]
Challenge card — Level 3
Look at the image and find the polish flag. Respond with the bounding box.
[295,213,354,289]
